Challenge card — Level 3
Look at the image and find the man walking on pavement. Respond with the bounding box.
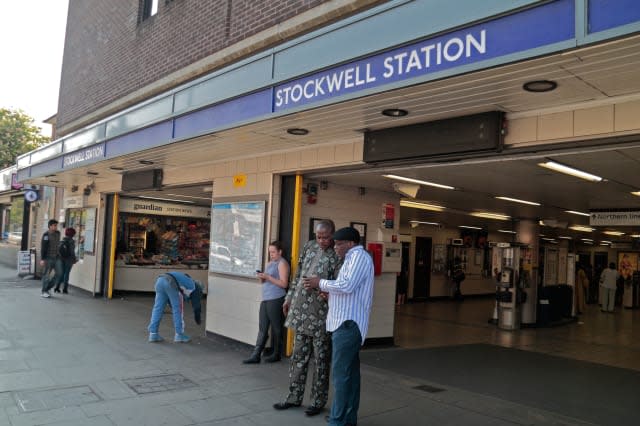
[273,219,341,417]
[39,219,61,298]
[304,226,374,426]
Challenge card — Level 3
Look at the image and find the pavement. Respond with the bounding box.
[0,260,619,426]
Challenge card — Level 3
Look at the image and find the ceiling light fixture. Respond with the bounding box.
[286,128,309,136]
[165,193,212,201]
[139,160,154,165]
[109,166,124,171]
[400,199,445,212]
[459,225,483,230]
[600,241,612,245]
[565,210,590,217]
[383,174,455,190]
[381,108,408,117]
[498,230,516,234]
[558,236,572,240]
[496,196,541,206]
[87,171,99,175]
[581,238,593,242]
[410,220,440,226]
[632,191,640,196]
[630,234,640,238]
[569,225,595,232]
[538,161,603,182]
[470,212,510,221]
[138,196,195,204]
[603,231,625,236]
[523,80,557,92]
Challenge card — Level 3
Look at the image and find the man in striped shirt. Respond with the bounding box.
[304,226,374,426]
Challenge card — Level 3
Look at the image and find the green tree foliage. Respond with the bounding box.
[0,108,50,169]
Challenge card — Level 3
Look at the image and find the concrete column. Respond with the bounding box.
[516,220,539,325]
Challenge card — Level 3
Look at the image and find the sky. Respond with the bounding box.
[0,1,69,136]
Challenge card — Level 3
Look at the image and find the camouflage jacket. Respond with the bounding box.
[284,240,341,336]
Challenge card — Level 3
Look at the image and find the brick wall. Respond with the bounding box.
[57,0,382,134]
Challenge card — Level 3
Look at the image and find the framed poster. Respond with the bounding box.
[433,244,446,273]
[309,217,328,241]
[350,221,367,246]
[210,201,265,277]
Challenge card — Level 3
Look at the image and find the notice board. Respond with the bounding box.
[210,201,265,277]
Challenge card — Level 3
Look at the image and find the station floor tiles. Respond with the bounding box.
[391,297,640,371]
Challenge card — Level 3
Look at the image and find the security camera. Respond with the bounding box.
[392,182,420,198]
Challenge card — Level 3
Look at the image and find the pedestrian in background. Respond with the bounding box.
[575,262,589,314]
[54,227,78,294]
[599,262,618,313]
[273,219,340,417]
[147,272,203,343]
[243,241,290,364]
[304,226,375,426]
[40,219,61,298]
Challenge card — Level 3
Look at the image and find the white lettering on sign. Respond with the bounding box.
[590,211,640,226]
[275,30,486,108]
[63,144,105,167]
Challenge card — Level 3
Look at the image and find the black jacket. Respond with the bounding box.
[40,230,61,261]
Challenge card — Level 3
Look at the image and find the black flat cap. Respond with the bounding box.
[333,227,360,243]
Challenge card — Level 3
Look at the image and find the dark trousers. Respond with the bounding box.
[328,320,362,426]
[255,296,285,354]
[55,261,73,291]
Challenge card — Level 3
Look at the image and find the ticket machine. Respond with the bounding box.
[492,244,528,330]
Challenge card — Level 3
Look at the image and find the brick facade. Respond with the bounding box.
[57,0,382,135]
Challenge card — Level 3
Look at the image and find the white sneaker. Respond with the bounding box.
[41,292,50,298]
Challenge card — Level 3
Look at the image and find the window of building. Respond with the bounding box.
[141,0,159,21]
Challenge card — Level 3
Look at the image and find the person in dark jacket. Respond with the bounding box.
[40,219,62,298]
[452,256,465,300]
[54,227,78,294]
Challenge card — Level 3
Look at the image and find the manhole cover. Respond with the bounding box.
[15,385,101,412]
[414,384,445,393]
[123,373,197,395]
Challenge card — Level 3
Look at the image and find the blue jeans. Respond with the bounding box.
[328,320,362,426]
[56,261,73,291]
[148,276,184,335]
[41,257,62,292]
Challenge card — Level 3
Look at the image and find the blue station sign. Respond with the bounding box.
[274,0,575,112]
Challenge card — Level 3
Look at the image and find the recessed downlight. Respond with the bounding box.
[139,160,154,165]
[459,225,483,230]
[87,171,99,175]
[523,80,557,93]
[286,128,309,136]
[381,108,408,117]
[109,166,124,171]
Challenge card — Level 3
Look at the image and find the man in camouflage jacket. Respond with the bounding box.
[273,219,341,417]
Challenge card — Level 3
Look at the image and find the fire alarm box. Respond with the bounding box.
[367,242,383,276]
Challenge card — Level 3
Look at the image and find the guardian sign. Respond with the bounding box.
[274,0,574,111]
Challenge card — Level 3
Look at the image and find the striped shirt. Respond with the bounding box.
[319,244,374,345]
